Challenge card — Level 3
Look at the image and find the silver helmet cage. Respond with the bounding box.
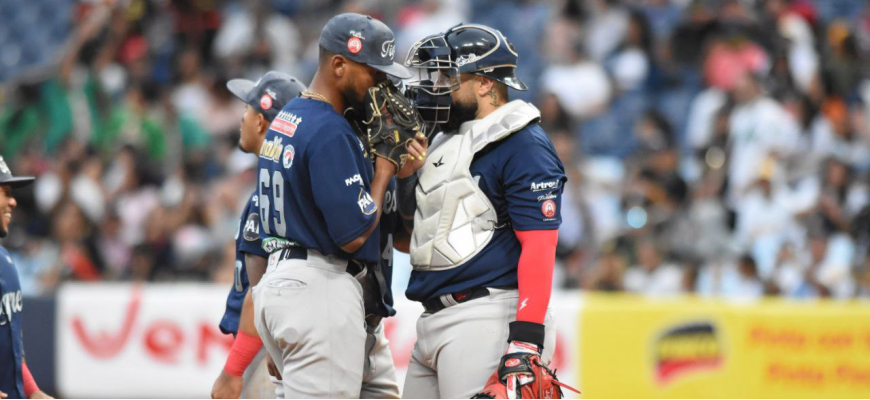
[404,34,460,133]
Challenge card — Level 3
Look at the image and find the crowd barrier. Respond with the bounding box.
[20,284,870,398]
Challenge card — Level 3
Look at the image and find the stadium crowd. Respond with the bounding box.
[2,0,870,300]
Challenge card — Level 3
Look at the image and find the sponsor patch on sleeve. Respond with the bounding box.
[357,188,377,215]
[282,145,295,169]
[243,212,260,242]
[541,200,557,219]
[270,111,301,137]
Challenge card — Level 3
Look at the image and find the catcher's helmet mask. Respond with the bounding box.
[405,24,528,133]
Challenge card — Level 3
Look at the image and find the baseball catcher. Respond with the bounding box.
[396,24,580,399]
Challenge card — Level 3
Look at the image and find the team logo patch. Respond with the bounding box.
[654,321,723,385]
[243,212,260,242]
[259,136,284,163]
[260,93,273,110]
[357,188,377,215]
[283,145,295,169]
[505,358,521,368]
[542,200,556,218]
[456,53,479,67]
[0,157,9,174]
[348,37,362,54]
[381,39,395,59]
[270,111,301,137]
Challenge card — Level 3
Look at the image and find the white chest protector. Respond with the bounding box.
[410,100,541,271]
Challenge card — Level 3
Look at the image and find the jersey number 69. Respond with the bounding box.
[259,169,287,237]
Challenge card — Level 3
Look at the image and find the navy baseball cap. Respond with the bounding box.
[319,13,413,79]
[227,71,307,121]
[0,157,34,188]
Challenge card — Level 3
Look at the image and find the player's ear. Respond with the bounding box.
[257,113,269,135]
[475,76,493,98]
[333,55,347,79]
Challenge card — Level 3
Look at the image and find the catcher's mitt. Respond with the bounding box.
[362,81,424,169]
[472,353,580,399]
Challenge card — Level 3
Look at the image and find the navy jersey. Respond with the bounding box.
[219,190,269,335]
[257,97,380,262]
[0,247,25,398]
[406,123,566,302]
[374,178,400,317]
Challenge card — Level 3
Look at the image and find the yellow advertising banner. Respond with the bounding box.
[579,294,870,398]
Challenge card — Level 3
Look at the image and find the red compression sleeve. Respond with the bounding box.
[223,330,263,377]
[514,229,558,324]
[22,361,39,397]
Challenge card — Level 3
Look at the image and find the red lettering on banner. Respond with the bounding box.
[144,321,185,364]
[750,326,806,350]
[198,323,234,364]
[836,364,870,386]
[71,285,142,358]
[819,333,853,349]
[70,286,233,365]
[767,363,824,385]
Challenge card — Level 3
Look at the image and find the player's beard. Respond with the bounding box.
[442,98,478,134]
[343,83,366,117]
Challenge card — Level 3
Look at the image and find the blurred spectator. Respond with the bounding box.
[212,1,302,77]
[731,254,765,299]
[607,10,653,92]
[726,71,800,205]
[625,111,687,214]
[586,250,625,292]
[822,21,862,100]
[585,0,629,63]
[623,238,683,296]
[734,175,798,278]
[541,43,612,120]
[703,32,768,92]
[396,0,468,58]
[777,229,857,299]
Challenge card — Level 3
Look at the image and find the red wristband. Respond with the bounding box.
[23,361,39,397]
[223,331,263,377]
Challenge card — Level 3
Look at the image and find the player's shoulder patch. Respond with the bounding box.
[271,111,302,137]
[357,188,377,215]
[243,212,260,242]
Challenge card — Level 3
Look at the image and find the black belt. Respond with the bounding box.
[423,286,491,314]
[275,247,366,277]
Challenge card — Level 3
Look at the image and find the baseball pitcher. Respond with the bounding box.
[248,13,425,398]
